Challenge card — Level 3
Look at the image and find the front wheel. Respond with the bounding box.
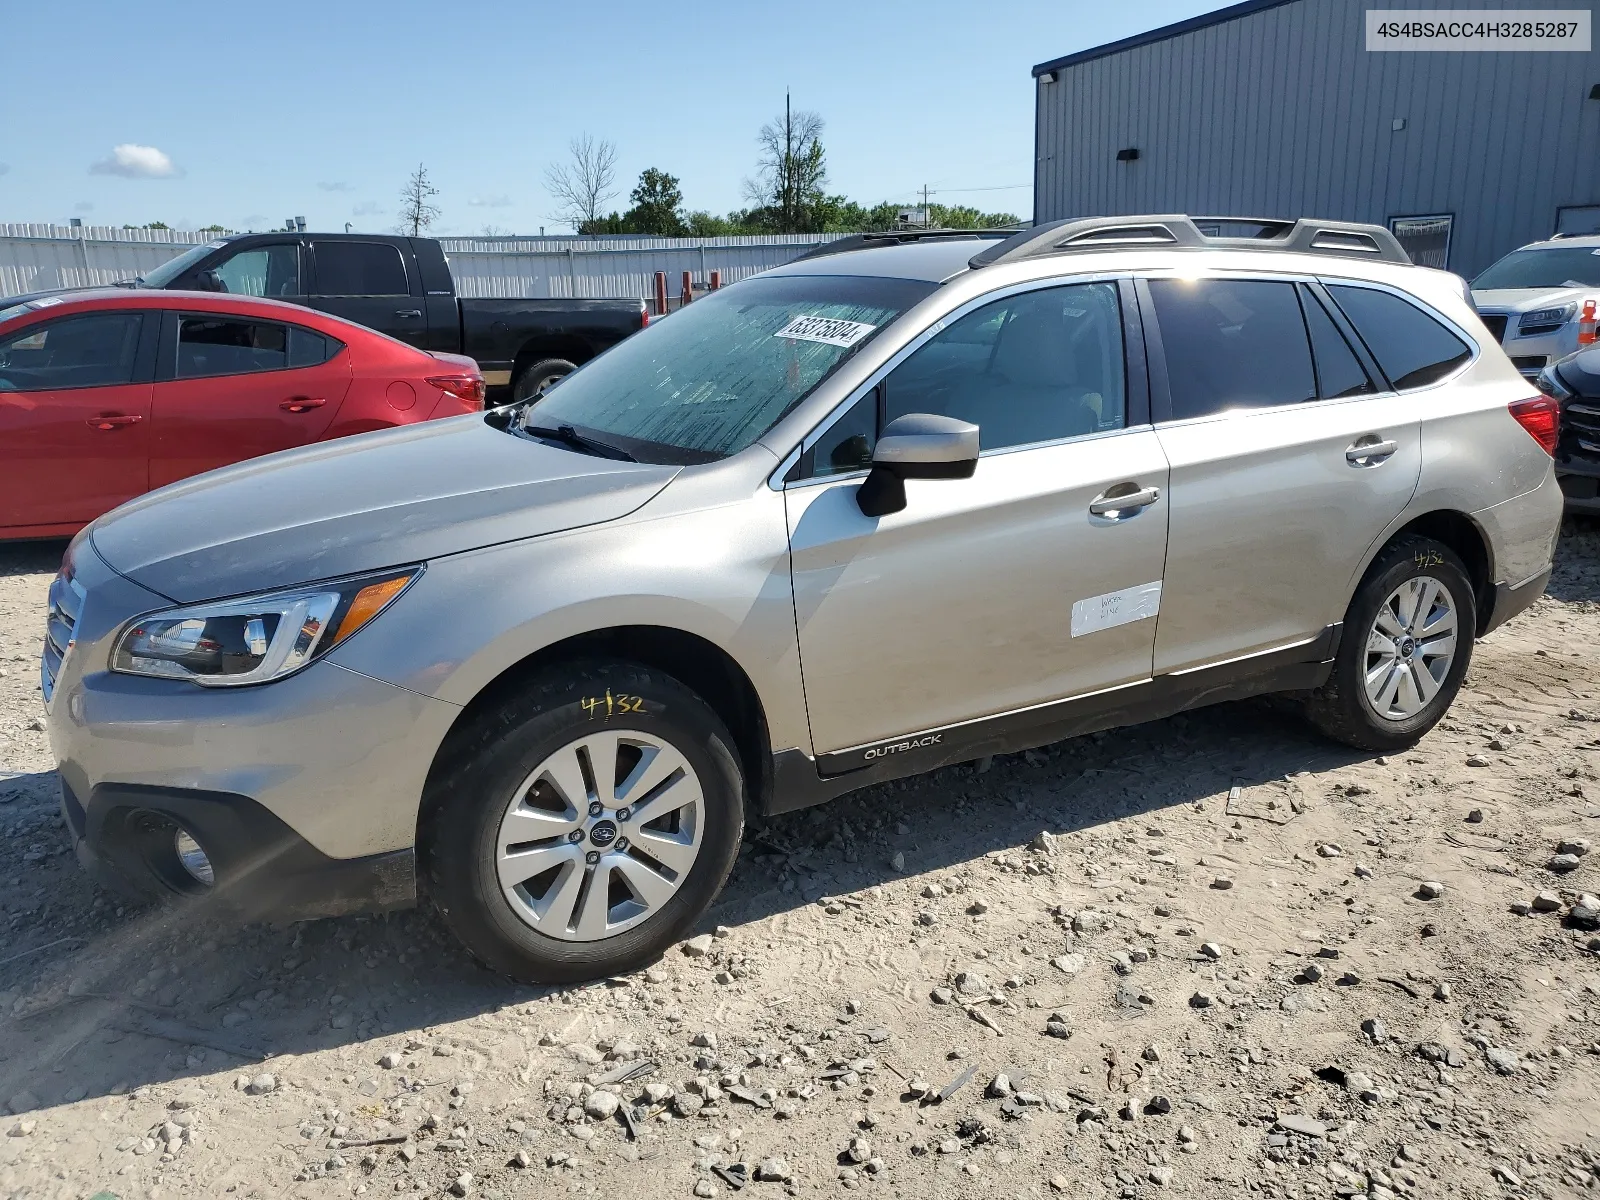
[421,661,744,983]
[1303,536,1476,752]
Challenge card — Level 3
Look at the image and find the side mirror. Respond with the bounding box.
[856,412,979,517]
[195,269,225,292]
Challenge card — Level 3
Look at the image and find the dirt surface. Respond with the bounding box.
[1,527,1598,1200]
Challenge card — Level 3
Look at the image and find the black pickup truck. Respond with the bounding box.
[113,233,648,401]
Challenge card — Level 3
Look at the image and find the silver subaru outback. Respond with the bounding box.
[44,215,1563,982]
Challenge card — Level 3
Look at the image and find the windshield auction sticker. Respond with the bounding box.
[774,316,877,347]
[1366,9,1590,50]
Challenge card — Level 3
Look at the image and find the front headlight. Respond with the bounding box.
[111,568,419,687]
[1520,303,1577,330]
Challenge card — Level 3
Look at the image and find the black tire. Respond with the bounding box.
[420,659,744,984]
[511,358,577,404]
[1303,535,1477,752]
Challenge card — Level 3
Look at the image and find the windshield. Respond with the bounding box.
[519,273,935,463]
[138,241,229,288]
[1473,245,1600,290]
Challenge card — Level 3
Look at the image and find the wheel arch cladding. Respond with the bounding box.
[419,625,774,834]
[1377,511,1494,635]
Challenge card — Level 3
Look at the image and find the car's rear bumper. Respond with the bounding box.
[1481,566,1552,635]
[60,777,415,919]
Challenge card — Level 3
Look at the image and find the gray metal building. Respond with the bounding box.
[1032,0,1600,276]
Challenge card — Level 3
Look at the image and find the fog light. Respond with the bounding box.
[174,829,214,886]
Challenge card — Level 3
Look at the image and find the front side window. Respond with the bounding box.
[140,241,229,288]
[212,244,301,297]
[0,312,143,392]
[1326,285,1471,390]
[883,282,1126,451]
[176,317,289,378]
[312,241,409,296]
[1149,278,1315,420]
[522,274,934,463]
[804,388,878,478]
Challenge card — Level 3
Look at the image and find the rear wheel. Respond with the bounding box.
[1303,536,1475,752]
[511,358,577,404]
[421,660,743,983]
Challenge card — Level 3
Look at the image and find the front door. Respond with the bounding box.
[0,309,153,533]
[307,239,427,347]
[1143,276,1427,674]
[148,312,350,487]
[786,280,1171,757]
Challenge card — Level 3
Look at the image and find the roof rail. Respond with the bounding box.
[792,228,1017,262]
[968,214,1411,269]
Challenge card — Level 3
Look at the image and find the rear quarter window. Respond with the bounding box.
[1325,285,1471,391]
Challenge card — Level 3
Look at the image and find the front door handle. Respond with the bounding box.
[280,396,327,413]
[1346,437,1398,466]
[394,309,423,319]
[1089,484,1161,518]
[86,413,142,430]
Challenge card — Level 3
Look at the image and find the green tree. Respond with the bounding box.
[623,168,687,235]
[743,95,829,233]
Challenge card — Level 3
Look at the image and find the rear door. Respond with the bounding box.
[148,312,351,487]
[0,309,153,531]
[787,279,1172,758]
[1143,275,1423,674]
[307,239,427,346]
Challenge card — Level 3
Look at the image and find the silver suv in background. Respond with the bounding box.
[44,215,1563,983]
[1471,234,1600,380]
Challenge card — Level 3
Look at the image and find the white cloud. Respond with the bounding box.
[90,143,180,179]
[318,181,353,193]
[0,163,9,176]
[468,194,513,208]
[351,201,384,217]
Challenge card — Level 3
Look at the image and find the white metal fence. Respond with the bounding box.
[0,225,846,301]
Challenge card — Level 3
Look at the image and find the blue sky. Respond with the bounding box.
[0,0,1218,235]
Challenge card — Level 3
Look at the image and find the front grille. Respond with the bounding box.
[41,569,85,706]
[1519,321,1564,338]
[1560,399,1600,468]
[1479,313,1508,343]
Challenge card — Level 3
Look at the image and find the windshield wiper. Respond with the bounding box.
[523,423,636,462]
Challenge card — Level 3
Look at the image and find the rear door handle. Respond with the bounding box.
[1089,485,1161,518]
[280,397,327,413]
[394,309,423,319]
[86,413,142,430]
[1346,438,1398,466]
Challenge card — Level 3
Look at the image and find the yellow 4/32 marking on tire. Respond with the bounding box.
[581,690,646,719]
[1413,550,1444,567]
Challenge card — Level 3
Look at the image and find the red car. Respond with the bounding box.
[0,289,485,539]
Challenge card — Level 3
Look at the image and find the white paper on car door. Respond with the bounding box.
[1070,581,1163,638]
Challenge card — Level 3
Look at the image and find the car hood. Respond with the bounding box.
[90,415,679,603]
[1471,286,1594,312]
[1556,342,1600,397]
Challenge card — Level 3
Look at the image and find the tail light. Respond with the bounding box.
[1508,394,1559,456]
[425,373,486,410]
[640,302,650,329]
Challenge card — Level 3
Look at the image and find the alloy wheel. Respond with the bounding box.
[1363,575,1458,721]
[495,730,704,941]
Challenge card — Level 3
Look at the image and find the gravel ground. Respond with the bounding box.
[0,526,1597,1200]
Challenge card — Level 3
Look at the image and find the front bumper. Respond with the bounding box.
[61,778,415,918]
[1477,311,1581,380]
[47,539,463,920]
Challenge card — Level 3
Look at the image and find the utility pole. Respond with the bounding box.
[921,184,931,227]
[784,90,793,232]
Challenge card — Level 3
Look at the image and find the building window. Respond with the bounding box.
[1388,215,1453,269]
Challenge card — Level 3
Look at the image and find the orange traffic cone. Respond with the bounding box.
[1580,299,1598,346]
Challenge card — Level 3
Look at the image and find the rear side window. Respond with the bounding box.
[177,317,289,377]
[1299,286,1376,399]
[1325,285,1471,390]
[1148,279,1315,419]
[312,241,409,296]
[0,312,143,392]
[288,326,340,368]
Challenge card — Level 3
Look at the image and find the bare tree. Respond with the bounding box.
[545,134,619,232]
[743,94,827,232]
[398,163,441,236]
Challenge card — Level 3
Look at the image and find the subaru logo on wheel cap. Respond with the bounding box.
[589,820,618,847]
